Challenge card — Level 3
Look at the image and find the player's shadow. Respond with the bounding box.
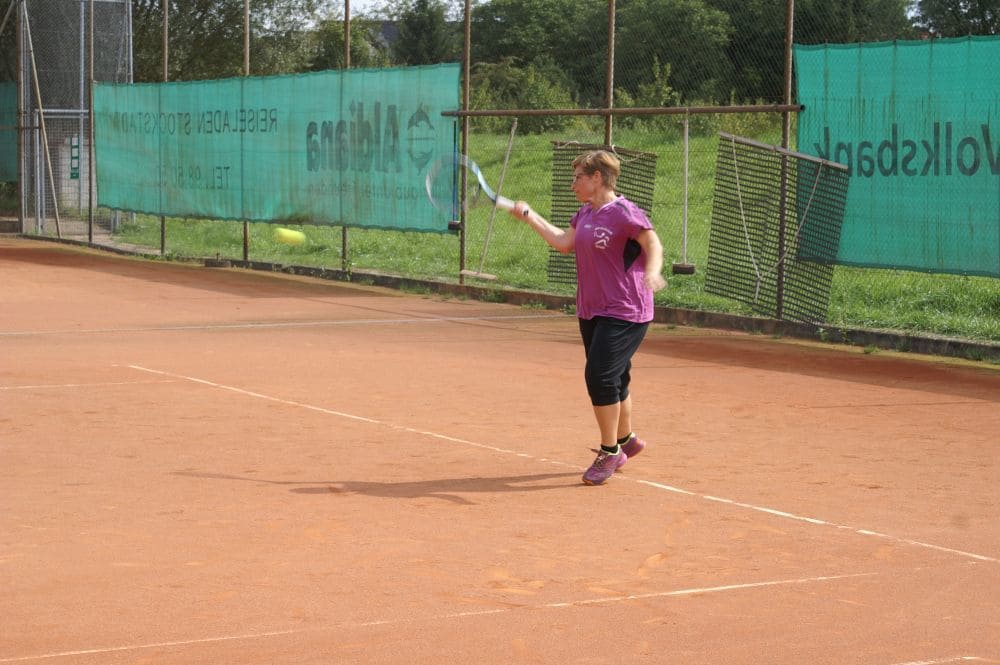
[173,470,580,505]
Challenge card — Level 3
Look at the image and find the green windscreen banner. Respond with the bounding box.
[795,37,1000,277]
[93,64,460,232]
[0,82,16,182]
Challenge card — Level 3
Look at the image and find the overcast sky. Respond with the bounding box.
[345,0,382,16]
[340,0,466,19]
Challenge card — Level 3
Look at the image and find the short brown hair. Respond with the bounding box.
[572,150,621,189]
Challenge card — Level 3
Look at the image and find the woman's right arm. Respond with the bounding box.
[509,202,575,254]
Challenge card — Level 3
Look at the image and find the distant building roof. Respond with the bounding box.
[375,20,398,48]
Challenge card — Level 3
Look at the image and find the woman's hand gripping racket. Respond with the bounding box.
[425,154,515,220]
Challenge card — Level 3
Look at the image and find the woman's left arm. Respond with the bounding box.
[636,229,667,292]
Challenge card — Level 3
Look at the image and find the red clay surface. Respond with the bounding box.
[2,236,998,665]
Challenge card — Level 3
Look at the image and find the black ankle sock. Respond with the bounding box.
[616,433,634,445]
[601,444,620,455]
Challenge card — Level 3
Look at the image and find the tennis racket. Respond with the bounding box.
[425,154,515,220]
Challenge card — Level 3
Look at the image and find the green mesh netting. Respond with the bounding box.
[795,37,1000,277]
[93,64,460,232]
[0,82,15,182]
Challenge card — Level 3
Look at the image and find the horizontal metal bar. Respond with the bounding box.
[442,104,803,118]
[718,131,848,171]
[33,108,89,115]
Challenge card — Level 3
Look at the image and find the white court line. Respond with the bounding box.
[544,572,876,607]
[888,658,987,665]
[0,380,175,391]
[127,365,537,454]
[0,313,563,337]
[128,365,380,425]
[0,573,873,663]
[126,365,999,565]
[0,629,310,663]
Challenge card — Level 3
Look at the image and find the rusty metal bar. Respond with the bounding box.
[443,104,803,118]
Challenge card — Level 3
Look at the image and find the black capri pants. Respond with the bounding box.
[578,316,650,407]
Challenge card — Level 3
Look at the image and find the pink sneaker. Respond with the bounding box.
[582,449,627,485]
[621,434,646,458]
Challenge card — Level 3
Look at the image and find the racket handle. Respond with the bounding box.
[494,194,515,211]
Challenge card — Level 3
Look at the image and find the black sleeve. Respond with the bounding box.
[623,238,641,270]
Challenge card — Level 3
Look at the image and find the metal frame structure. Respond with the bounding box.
[6,0,132,237]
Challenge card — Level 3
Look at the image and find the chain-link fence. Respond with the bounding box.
[5,0,998,346]
[8,0,131,236]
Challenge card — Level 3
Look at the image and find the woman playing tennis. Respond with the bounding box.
[510,149,667,485]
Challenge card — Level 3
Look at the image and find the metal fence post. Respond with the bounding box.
[242,0,250,262]
[342,0,351,272]
[777,0,796,319]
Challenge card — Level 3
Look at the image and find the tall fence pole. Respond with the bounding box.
[22,1,61,238]
[87,0,93,243]
[341,0,350,272]
[783,0,795,152]
[241,0,250,262]
[775,0,796,320]
[343,0,350,66]
[14,0,23,231]
[159,0,168,254]
[459,0,471,283]
[604,0,615,146]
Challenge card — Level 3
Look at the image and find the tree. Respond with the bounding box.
[309,17,391,70]
[131,0,331,82]
[706,0,914,103]
[911,0,1000,36]
[616,0,733,104]
[358,0,465,21]
[470,57,575,132]
[613,58,682,129]
[471,0,605,105]
[391,0,461,65]
[705,0,788,103]
[795,0,914,44]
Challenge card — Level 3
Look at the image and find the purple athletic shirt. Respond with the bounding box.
[570,196,654,323]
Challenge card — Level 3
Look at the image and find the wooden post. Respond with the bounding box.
[242,0,250,262]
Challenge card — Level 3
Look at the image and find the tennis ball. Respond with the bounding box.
[273,227,306,246]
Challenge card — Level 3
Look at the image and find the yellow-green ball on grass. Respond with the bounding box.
[273,227,306,246]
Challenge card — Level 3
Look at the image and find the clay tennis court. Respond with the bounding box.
[2,236,998,664]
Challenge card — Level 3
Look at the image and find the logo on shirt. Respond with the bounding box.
[593,226,613,249]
